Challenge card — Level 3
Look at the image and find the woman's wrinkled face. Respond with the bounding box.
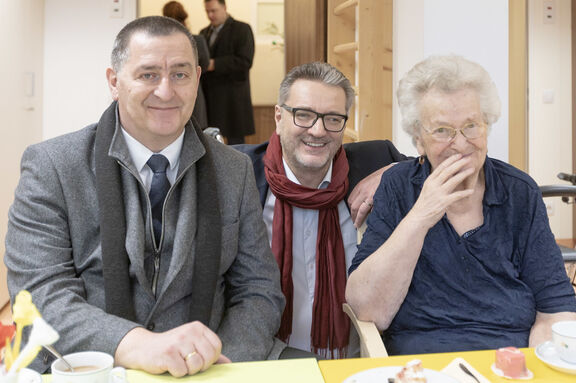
[415,87,488,176]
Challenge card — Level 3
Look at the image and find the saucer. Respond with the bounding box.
[535,341,576,375]
[490,363,533,380]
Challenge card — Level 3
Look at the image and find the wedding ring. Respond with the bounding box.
[184,351,197,361]
[363,200,373,207]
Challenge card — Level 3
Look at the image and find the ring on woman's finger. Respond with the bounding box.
[184,351,197,361]
[362,200,373,207]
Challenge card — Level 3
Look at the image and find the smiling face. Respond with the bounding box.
[275,79,346,188]
[416,87,488,176]
[106,31,200,152]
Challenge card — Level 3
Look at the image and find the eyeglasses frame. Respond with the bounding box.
[280,104,348,133]
[421,121,487,143]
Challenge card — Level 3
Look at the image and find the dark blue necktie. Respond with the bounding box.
[147,154,170,245]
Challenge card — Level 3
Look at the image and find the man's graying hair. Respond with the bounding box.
[278,62,355,113]
[111,16,198,73]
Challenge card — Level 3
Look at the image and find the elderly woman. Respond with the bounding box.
[346,55,576,355]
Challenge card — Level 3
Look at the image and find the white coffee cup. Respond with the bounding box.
[551,320,576,364]
[51,351,126,383]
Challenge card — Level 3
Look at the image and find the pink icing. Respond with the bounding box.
[495,347,528,378]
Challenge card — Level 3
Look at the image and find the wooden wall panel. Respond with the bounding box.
[327,0,393,142]
[327,0,357,141]
[246,105,276,145]
[508,0,528,172]
[284,0,326,72]
[572,0,576,240]
[357,0,393,141]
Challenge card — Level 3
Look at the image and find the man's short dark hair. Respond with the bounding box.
[205,0,226,4]
[111,16,198,73]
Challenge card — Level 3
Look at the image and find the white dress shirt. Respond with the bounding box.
[120,128,184,190]
[263,159,358,356]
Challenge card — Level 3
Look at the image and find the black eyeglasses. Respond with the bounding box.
[281,104,348,132]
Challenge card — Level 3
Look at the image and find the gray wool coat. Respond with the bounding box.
[4,106,285,372]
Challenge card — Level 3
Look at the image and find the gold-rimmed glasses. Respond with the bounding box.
[422,121,486,142]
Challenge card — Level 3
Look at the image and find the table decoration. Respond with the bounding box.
[0,291,57,382]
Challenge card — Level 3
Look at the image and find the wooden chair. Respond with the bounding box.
[342,303,388,358]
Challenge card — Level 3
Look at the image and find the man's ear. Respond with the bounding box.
[274,104,283,135]
[106,68,119,101]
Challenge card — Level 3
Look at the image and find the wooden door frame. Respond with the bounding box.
[509,0,528,172]
[284,0,327,71]
[572,0,576,241]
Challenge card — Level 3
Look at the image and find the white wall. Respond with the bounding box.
[528,0,573,238]
[0,0,45,306]
[43,0,137,139]
[393,0,509,162]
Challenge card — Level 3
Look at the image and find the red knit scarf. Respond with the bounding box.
[263,132,350,358]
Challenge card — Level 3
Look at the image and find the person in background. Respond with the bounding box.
[346,55,576,355]
[201,0,255,144]
[5,16,284,375]
[235,62,407,358]
[162,0,210,129]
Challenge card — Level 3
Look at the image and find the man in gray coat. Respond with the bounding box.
[4,16,284,376]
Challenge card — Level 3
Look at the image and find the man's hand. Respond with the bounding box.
[207,59,215,71]
[115,322,231,377]
[348,164,395,228]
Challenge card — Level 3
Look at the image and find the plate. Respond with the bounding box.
[343,366,459,383]
[17,368,42,383]
[490,363,533,380]
[535,341,576,375]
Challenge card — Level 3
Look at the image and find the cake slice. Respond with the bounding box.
[394,359,427,383]
[494,347,529,379]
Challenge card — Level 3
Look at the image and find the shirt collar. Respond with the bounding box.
[120,128,184,173]
[282,159,333,190]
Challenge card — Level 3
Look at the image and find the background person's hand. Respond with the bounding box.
[115,321,231,377]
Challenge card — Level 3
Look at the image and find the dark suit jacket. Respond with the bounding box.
[200,17,255,138]
[234,140,407,207]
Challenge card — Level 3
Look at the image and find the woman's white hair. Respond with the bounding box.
[397,55,501,145]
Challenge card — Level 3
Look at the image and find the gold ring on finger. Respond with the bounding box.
[184,351,197,361]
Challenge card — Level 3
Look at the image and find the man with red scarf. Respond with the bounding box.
[235,62,406,358]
